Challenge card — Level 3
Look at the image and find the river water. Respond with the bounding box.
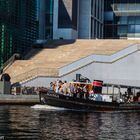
[0,105,140,140]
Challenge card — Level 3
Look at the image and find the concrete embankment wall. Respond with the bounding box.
[0,94,40,105]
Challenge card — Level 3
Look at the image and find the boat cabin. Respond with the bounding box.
[102,84,140,103]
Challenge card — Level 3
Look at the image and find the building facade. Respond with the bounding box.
[0,0,37,67]
[53,0,79,39]
[39,0,104,40]
[38,0,53,39]
[104,0,140,39]
[78,0,104,39]
[40,0,140,40]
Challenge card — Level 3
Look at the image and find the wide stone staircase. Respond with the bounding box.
[4,39,140,84]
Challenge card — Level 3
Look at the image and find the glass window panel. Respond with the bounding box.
[117,26,127,36]
[135,33,140,37]
[128,17,135,24]
[104,12,113,21]
[121,4,128,10]
[105,0,112,11]
[136,17,140,24]
[128,25,135,33]
[118,4,122,11]
[128,4,136,10]
[136,4,140,10]
[104,0,140,39]
[113,4,118,11]
[135,25,140,33]
[114,4,121,11]
[119,16,127,24]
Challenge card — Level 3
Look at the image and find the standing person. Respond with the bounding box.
[49,82,54,90]
[58,80,63,94]
[83,84,89,99]
[55,79,59,93]
[68,83,74,96]
[62,81,68,95]
[73,84,78,98]
[77,84,82,98]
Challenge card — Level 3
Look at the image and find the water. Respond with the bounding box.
[0,105,140,140]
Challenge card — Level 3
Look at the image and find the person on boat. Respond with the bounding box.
[127,95,134,103]
[79,84,83,98]
[55,79,59,93]
[123,92,128,103]
[62,81,68,95]
[68,82,74,96]
[138,95,140,102]
[49,82,54,90]
[133,95,137,102]
[73,84,78,98]
[58,80,63,94]
[95,94,103,101]
[77,84,82,98]
[135,92,140,102]
[83,84,89,99]
[89,89,95,100]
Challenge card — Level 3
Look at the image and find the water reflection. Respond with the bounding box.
[0,106,140,140]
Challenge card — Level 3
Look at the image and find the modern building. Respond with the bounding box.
[53,0,79,39]
[39,0,104,40]
[78,0,104,39]
[0,0,37,67]
[104,0,140,39]
[38,0,53,39]
[53,0,104,39]
[39,0,140,40]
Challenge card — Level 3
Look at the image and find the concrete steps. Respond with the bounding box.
[4,39,140,84]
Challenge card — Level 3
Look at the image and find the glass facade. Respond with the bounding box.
[0,0,37,67]
[58,0,78,30]
[45,0,53,39]
[38,0,53,39]
[104,0,140,39]
[91,0,104,39]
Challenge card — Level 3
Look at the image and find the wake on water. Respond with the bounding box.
[31,105,91,112]
[31,105,140,113]
[31,105,86,112]
[31,104,68,111]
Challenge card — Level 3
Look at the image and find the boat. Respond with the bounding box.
[39,75,140,112]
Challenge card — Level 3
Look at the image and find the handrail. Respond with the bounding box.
[1,53,21,72]
[12,67,59,84]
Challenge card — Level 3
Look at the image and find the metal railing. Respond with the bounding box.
[1,53,21,72]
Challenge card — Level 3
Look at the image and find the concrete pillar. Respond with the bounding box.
[0,81,11,94]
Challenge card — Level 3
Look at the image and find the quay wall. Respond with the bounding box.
[0,94,40,105]
[61,50,140,87]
